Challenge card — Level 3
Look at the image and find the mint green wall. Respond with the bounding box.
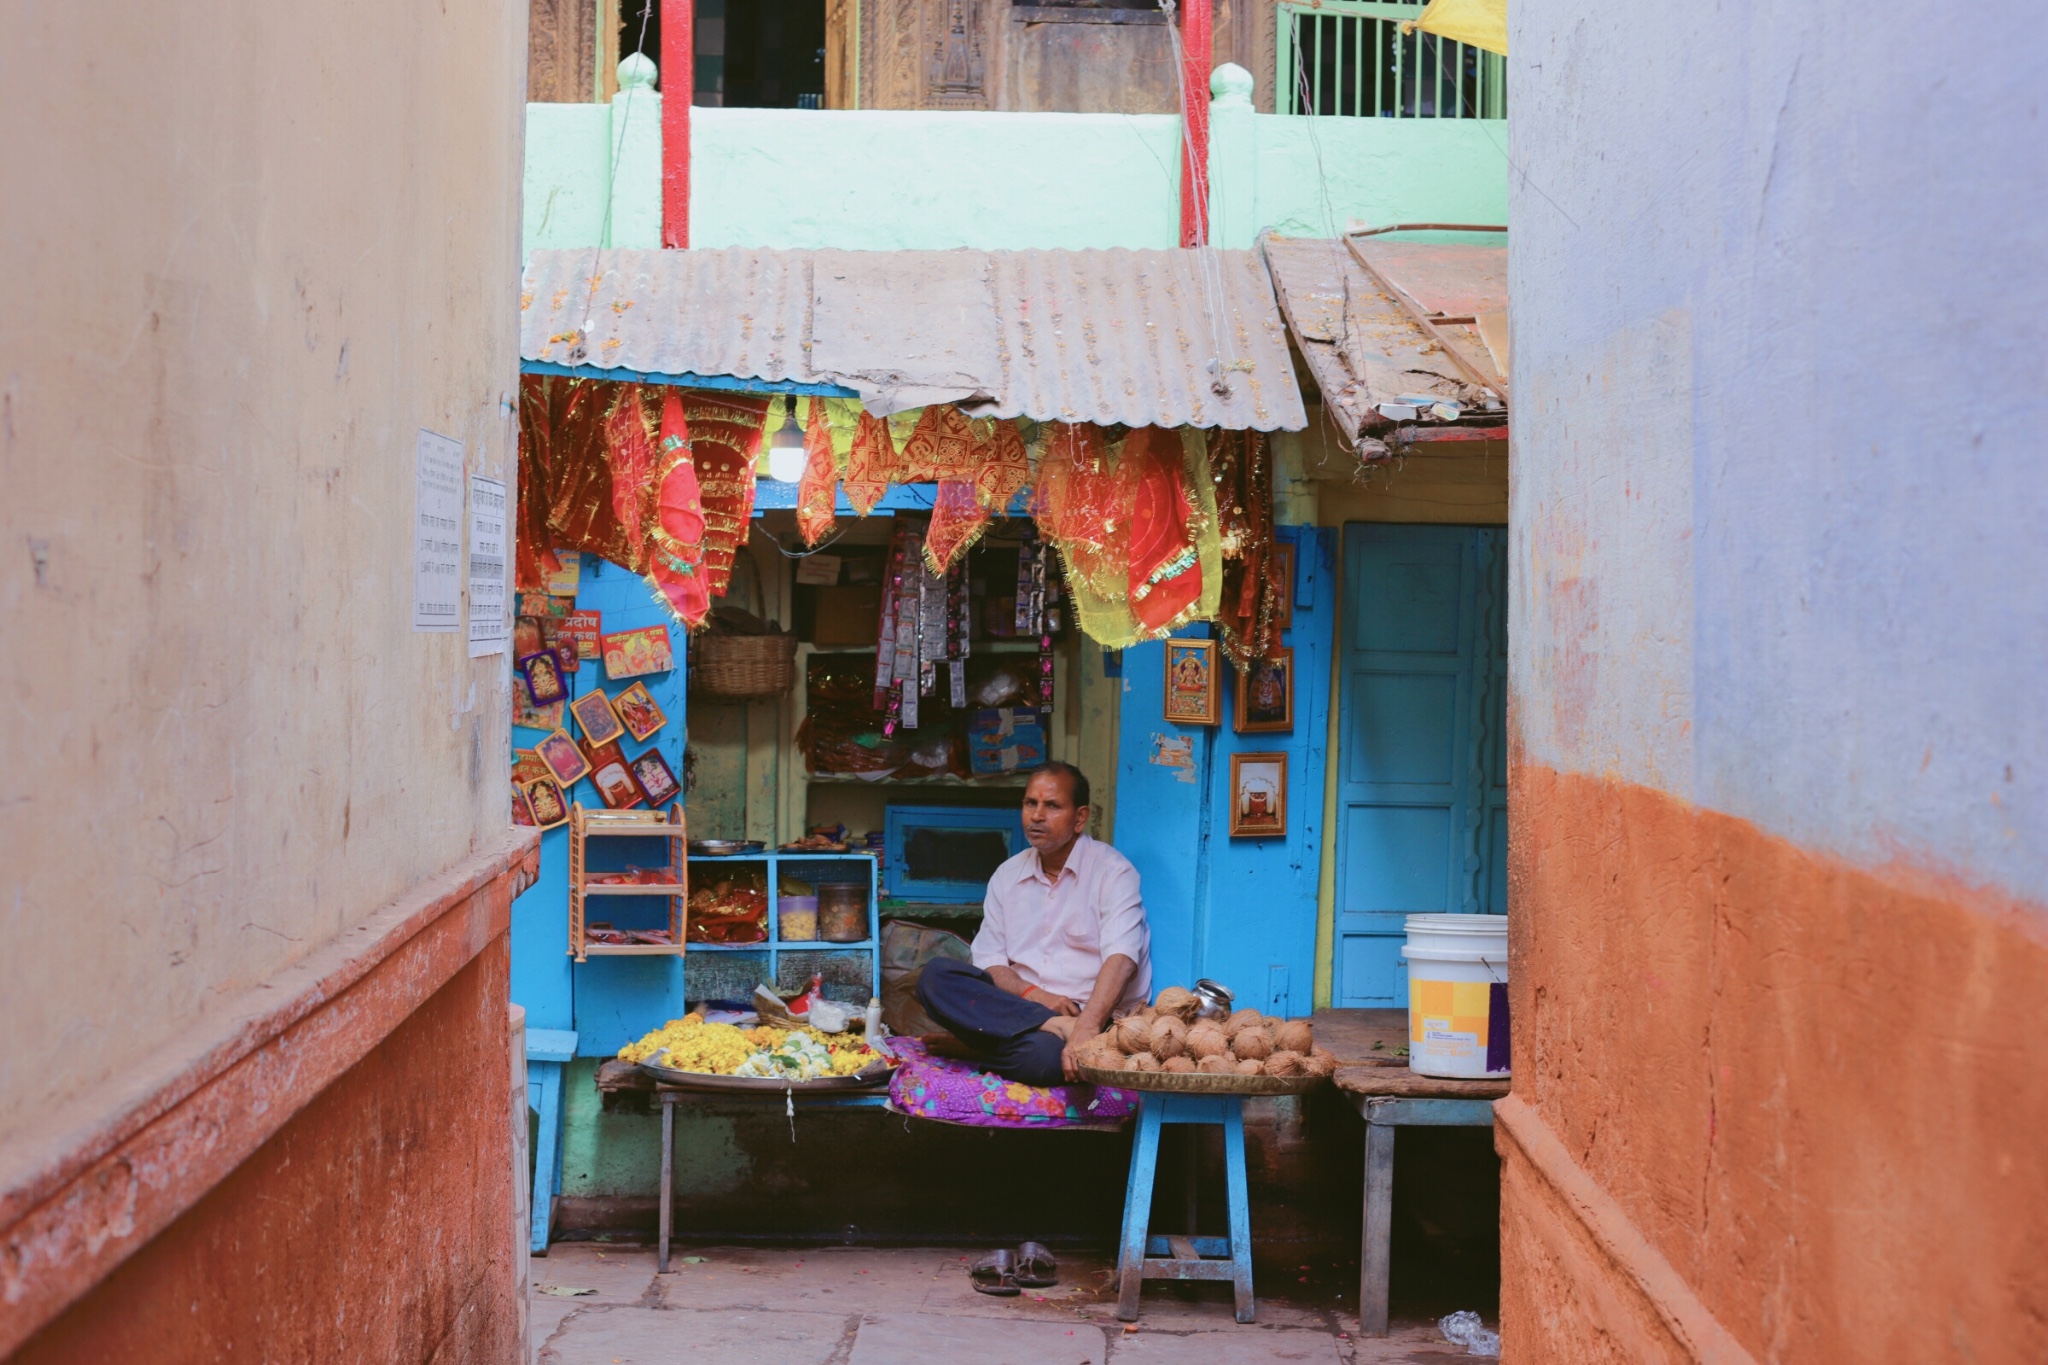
[522,88,1505,258]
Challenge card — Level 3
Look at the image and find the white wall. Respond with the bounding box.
[0,0,526,1141]
[1508,0,2048,899]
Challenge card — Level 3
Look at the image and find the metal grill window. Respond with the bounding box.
[1277,0,1506,118]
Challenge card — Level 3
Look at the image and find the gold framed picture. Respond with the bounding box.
[1228,751,1287,838]
[523,775,570,830]
[612,680,667,743]
[569,689,626,748]
[1163,637,1221,726]
[535,727,592,787]
[1234,647,1295,733]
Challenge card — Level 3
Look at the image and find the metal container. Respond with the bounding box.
[817,884,869,943]
[1192,979,1235,1022]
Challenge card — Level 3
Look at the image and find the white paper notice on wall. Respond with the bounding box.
[412,430,465,632]
[467,473,509,656]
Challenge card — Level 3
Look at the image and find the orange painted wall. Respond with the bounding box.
[1500,764,2048,1363]
[11,943,519,1365]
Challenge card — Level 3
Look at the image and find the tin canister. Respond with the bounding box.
[818,884,869,943]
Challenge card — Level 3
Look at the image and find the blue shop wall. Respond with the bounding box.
[509,559,690,1054]
[1112,527,1336,1017]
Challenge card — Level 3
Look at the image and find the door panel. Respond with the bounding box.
[1334,524,1507,1006]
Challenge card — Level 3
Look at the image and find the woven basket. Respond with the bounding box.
[1075,1064,1328,1097]
[691,630,796,700]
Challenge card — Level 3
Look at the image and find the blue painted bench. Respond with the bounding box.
[1116,1093,1256,1323]
[526,1028,579,1255]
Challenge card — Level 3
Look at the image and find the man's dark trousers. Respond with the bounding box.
[914,958,1067,1085]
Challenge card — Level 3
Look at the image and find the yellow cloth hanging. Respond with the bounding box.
[1405,0,1506,56]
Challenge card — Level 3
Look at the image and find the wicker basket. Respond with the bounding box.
[691,630,796,700]
[1075,1064,1328,1097]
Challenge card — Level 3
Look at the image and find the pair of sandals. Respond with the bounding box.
[969,1242,1058,1296]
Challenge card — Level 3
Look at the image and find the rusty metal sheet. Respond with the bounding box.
[519,246,1306,430]
[1261,233,1507,455]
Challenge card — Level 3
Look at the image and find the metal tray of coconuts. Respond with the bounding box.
[1072,984,1337,1095]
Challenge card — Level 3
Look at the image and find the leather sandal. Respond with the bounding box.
[970,1248,1021,1296]
[1013,1241,1058,1288]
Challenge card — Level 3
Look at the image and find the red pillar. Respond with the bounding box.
[1179,0,1212,248]
[661,0,692,248]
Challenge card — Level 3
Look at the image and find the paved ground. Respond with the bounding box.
[530,1242,1493,1364]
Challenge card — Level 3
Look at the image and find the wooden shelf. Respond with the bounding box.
[581,942,686,957]
[569,803,686,963]
[803,773,1031,787]
[583,883,689,895]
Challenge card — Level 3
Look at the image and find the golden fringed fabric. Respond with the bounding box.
[795,396,840,546]
[1208,428,1279,670]
[643,390,711,628]
[898,403,982,481]
[682,392,771,599]
[842,409,895,516]
[922,417,1029,574]
[604,385,658,548]
[1033,423,1221,648]
[520,374,644,578]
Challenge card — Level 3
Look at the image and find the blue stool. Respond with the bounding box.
[526,1028,577,1255]
[1116,1093,1255,1322]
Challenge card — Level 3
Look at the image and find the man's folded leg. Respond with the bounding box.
[915,958,1068,1084]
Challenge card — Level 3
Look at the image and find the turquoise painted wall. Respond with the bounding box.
[521,80,1506,257]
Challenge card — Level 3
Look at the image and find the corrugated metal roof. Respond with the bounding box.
[1262,233,1508,454]
[520,247,1307,431]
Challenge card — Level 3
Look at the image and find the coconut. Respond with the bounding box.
[1196,1054,1237,1074]
[1233,1058,1264,1075]
[1161,1055,1197,1073]
[1264,1050,1304,1077]
[1148,1015,1189,1060]
[1153,986,1200,1022]
[1260,1014,1285,1032]
[1186,1022,1230,1060]
[1115,1015,1153,1053]
[1275,1020,1315,1055]
[1224,1008,1264,1038]
[1128,1051,1160,1072]
[1230,1027,1273,1062]
[1302,1048,1338,1078]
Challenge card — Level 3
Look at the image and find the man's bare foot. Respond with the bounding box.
[920,1032,976,1058]
[1039,1015,1077,1040]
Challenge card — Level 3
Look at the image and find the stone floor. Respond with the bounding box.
[529,1241,1494,1364]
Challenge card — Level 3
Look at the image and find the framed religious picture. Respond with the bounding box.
[612,680,667,743]
[1229,752,1288,838]
[511,748,550,788]
[569,689,625,748]
[523,775,569,830]
[1270,541,1296,631]
[511,784,536,827]
[601,624,674,680]
[585,741,646,810]
[518,650,567,706]
[535,727,592,787]
[512,688,563,732]
[563,610,603,661]
[1162,637,1221,726]
[629,747,680,807]
[1234,647,1295,733]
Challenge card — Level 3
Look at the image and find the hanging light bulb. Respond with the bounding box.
[767,394,805,483]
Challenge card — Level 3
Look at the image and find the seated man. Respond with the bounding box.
[915,761,1152,1085]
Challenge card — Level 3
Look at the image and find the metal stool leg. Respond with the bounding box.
[1116,1098,1165,1321]
[1360,1118,1395,1335]
[658,1093,675,1273]
[1221,1098,1255,1323]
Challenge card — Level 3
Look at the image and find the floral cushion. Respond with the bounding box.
[886,1038,1137,1129]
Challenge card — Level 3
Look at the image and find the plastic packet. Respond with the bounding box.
[1439,1311,1500,1357]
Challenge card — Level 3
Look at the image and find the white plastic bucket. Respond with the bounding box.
[1400,914,1510,1079]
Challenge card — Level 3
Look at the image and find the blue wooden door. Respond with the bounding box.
[1332,524,1506,1007]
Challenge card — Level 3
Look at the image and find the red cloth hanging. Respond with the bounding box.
[795,396,839,546]
[644,391,710,628]
[1123,426,1203,632]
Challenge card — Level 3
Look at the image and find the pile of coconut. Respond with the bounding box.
[1074,985,1338,1078]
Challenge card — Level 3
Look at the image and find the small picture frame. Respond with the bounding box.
[512,690,563,732]
[564,610,603,661]
[629,747,680,806]
[1229,752,1288,838]
[569,690,626,748]
[511,748,550,787]
[601,624,674,680]
[535,728,592,787]
[612,680,667,743]
[519,650,568,706]
[585,741,646,810]
[523,775,569,830]
[1270,541,1296,631]
[511,784,536,827]
[1234,647,1295,733]
[1163,637,1221,726]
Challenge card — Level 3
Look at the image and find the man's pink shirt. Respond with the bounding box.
[970,833,1153,1012]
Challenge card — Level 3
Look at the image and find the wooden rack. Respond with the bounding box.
[568,804,687,962]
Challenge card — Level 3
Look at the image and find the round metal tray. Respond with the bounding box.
[689,839,766,856]
[638,1058,892,1092]
[1074,1064,1328,1096]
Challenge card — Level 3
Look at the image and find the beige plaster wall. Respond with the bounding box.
[0,1,526,1147]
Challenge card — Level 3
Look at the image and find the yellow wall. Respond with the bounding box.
[1278,416,1510,1006]
[0,1,526,1146]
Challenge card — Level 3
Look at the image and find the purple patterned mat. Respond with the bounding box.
[886,1038,1137,1129]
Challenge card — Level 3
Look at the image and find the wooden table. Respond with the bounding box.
[1317,1009,1508,1338]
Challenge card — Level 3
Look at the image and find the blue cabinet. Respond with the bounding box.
[883,805,1026,903]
